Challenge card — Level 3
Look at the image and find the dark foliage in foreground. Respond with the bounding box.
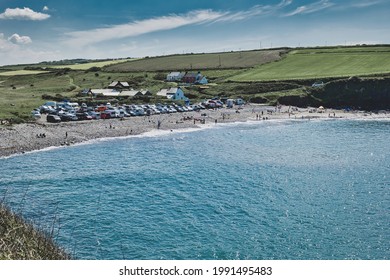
[0,203,70,260]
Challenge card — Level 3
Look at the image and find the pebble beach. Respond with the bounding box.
[1,104,389,158]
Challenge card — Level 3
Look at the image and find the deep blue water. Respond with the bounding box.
[0,119,389,260]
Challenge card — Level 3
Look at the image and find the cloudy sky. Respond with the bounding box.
[0,0,389,66]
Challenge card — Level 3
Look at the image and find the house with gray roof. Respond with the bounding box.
[156,87,188,101]
[166,72,185,82]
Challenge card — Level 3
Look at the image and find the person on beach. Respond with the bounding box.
[65,132,68,138]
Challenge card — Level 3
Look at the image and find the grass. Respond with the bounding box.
[230,46,390,81]
[104,49,285,72]
[0,72,77,120]
[0,70,49,76]
[0,203,70,260]
[48,58,136,70]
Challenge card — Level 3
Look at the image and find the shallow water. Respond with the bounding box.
[1,119,389,259]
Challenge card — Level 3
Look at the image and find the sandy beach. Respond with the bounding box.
[1,104,389,158]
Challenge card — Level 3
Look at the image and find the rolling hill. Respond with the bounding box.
[229,46,390,81]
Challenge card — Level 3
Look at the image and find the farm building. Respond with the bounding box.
[181,71,208,85]
[182,72,197,84]
[91,89,120,97]
[166,72,185,82]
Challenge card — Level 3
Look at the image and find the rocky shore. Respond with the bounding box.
[1,104,389,158]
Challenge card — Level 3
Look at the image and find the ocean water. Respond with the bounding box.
[0,119,389,260]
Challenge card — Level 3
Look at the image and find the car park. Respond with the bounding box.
[38,100,214,124]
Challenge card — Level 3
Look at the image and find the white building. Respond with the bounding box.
[166,72,185,82]
[91,89,120,97]
[156,87,188,101]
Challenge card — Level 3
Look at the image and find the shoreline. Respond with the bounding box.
[1,104,389,159]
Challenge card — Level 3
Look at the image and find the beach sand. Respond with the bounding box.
[1,104,389,158]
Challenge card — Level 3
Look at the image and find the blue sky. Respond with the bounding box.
[0,0,389,66]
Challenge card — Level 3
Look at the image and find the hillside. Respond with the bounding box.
[104,49,286,72]
[229,46,390,81]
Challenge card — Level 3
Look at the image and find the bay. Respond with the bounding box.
[1,119,389,259]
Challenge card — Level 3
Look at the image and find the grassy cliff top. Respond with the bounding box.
[0,203,70,260]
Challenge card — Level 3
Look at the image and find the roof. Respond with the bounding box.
[141,90,152,95]
[167,72,182,76]
[119,90,142,97]
[156,89,169,96]
[91,89,120,96]
[167,87,180,94]
[108,81,130,88]
[183,72,197,78]
[156,88,178,96]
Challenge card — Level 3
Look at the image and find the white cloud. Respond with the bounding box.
[43,6,49,12]
[349,0,386,8]
[0,34,59,66]
[65,9,224,47]
[284,0,334,16]
[0,7,50,20]
[8,33,32,44]
[65,1,294,47]
[213,0,293,22]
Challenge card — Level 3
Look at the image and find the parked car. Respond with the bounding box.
[118,110,130,118]
[31,110,41,119]
[100,112,111,119]
[59,112,78,121]
[76,112,93,120]
[47,114,61,123]
[134,108,145,116]
[106,109,120,118]
[88,111,101,120]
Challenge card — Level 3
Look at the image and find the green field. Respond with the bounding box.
[0,70,49,76]
[230,46,390,81]
[0,58,134,72]
[49,58,135,70]
[104,50,285,72]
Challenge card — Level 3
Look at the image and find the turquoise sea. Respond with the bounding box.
[0,119,389,260]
